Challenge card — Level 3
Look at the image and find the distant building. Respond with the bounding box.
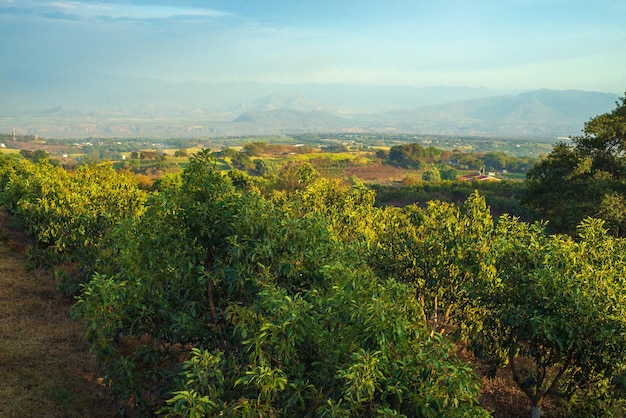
[457,172,501,182]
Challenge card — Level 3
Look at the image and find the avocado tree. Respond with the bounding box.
[284,176,378,248]
[13,162,145,288]
[370,192,495,336]
[0,154,146,291]
[474,216,626,418]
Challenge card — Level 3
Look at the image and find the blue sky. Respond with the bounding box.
[1,0,625,92]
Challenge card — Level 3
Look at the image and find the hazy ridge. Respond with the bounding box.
[0,70,619,138]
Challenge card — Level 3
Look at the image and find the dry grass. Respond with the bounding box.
[0,211,118,417]
[479,369,533,417]
[456,346,563,418]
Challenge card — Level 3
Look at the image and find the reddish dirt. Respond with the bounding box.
[345,163,411,184]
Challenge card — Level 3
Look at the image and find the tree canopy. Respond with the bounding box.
[524,94,626,235]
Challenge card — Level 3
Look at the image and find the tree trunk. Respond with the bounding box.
[531,405,542,418]
[207,278,217,324]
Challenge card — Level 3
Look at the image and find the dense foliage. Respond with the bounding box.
[72,150,488,416]
[474,217,626,417]
[524,94,626,236]
[0,155,146,291]
[372,180,531,221]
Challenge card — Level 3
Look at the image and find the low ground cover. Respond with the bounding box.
[0,211,117,417]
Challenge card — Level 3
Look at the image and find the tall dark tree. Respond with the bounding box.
[574,95,626,176]
[524,94,626,236]
[388,143,425,169]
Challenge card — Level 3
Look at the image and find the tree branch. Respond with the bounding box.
[509,349,539,406]
[205,248,218,324]
[544,360,570,399]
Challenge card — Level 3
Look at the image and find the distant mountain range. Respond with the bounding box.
[228,89,618,138]
[0,70,619,138]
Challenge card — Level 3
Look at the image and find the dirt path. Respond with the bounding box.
[0,212,118,417]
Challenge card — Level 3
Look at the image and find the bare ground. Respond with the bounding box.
[0,211,118,417]
[345,163,411,184]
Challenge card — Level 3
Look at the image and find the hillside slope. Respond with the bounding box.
[383,89,619,137]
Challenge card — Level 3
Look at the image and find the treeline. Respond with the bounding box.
[241,141,321,156]
[372,180,532,220]
[291,133,557,157]
[2,146,626,417]
[227,141,534,175]
[376,143,534,173]
[2,131,536,175]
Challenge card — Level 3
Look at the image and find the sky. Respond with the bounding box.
[1,0,625,93]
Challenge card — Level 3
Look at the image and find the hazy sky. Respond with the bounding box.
[1,0,625,92]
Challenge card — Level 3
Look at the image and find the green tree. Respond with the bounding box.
[174,148,188,157]
[230,151,255,171]
[574,95,626,175]
[217,147,239,159]
[440,167,458,180]
[371,192,495,336]
[597,192,626,236]
[524,94,626,236]
[140,150,158,160]
[388,143,425,169]
[375,149,389,160]
[424,146,443,163]
[274,161,318,193]
[422,167,441,182]
[254,158,275,176]
[19,149,50,163]
[11,162,146,291]
[482,151,508,172]
[284,177,378,249]
[243,141,269,156]
[455,153,483,170]
[473,216,626,418]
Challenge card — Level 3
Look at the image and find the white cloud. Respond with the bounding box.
[1,0,623,94]
[36,1,228,20]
